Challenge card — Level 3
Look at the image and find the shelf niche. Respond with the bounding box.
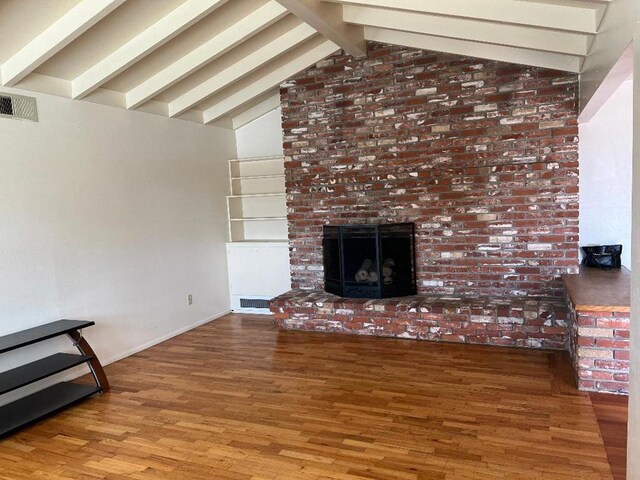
[227,156,288,243]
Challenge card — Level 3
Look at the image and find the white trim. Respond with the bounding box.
[229,155,284,162]
[232,308,273,315]
[228,193,285,198]
[226,241,288,247]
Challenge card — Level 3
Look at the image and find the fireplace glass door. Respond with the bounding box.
[323,223,416,299]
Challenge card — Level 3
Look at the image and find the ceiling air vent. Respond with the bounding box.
[0,93,38,122]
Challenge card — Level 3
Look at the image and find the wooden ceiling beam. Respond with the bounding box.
[343,4,592,57]
[231,90,281,129]
[169,23,317,118]
[202,38,338,124]
[366,27,582,73]
[126,1,288,110]
[276,0,366,56]
[1,0,125,87]
[325,0,604,34]
[71,0,229,99]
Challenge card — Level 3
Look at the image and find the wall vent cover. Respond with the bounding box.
[0,93,38,122]
[240,298,270,309]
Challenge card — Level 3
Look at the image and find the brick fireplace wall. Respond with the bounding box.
[281,42,580,299]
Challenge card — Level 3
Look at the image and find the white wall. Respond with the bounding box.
[579,79,633,268]
[0,88,236,397]
[630,30,640,480]
[235,108,284,158]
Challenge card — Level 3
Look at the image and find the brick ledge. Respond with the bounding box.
[270,289,569,350]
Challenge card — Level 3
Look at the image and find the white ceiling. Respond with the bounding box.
[0,0,615,129]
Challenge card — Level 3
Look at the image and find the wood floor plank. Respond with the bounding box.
[589,392,628,480]
[0,314,619,479]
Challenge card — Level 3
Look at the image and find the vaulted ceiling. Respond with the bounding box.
[0,0,614,129]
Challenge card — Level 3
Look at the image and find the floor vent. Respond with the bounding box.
[0,93,38,122]
[240,298,270,309]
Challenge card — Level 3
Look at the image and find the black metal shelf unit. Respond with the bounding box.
[0,320,109,439]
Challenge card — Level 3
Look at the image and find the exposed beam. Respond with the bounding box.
[276,0,365,56]
[580,0,637,114]
[126,1,288,109]
[1,0,125,87]
[326,0,603,34]
[366,27,582,73]
[169,23,317,117]
[231,91,281,129]
[13,73,73,98]
[202,38,338,124]
[15,73,205,124]
[580,44,633,122]
[343,4,591,57]
[72,0,228,99]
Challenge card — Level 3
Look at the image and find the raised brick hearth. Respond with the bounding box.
[271,290,569,350]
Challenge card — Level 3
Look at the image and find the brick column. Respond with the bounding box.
[568,303,630,394]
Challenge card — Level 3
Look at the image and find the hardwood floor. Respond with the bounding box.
[590,393,629,480]
[0,314,623,479]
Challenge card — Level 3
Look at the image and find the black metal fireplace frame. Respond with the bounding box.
[323,223,417,299]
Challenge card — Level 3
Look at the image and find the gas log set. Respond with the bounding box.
[355,258,396,285]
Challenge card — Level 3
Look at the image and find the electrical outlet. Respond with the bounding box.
[188,294,193,305]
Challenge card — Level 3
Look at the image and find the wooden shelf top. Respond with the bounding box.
[562,267,631,313]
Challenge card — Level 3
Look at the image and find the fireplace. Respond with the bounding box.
[323,223,417,298]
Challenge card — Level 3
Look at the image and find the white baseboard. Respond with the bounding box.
[231,307,273,315]
[101,309,232,367]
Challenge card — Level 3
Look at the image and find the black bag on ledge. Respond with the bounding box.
[581,245,622,269]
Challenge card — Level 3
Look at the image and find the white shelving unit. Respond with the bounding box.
[226,155,290,313]
[227,155,288,243]
[226,113,291,314]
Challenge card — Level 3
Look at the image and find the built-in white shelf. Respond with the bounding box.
[228,155,285,162]
[229,155,286,178]
[231,175,285,196]
[230,174,284,180]
[226,240,288,245]
[227,156,288,242]
[229,217,287,222]
[227,193,285,199]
